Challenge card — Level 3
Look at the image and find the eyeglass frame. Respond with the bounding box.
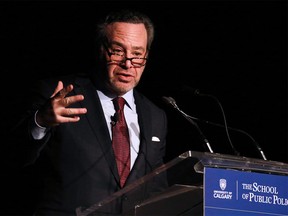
[102,43,148,68]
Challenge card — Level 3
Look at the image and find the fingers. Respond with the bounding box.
[56,107,87,121]
[36,107,87,128]
[51,81,64,98]
[50,81,83,108]
[51,81,73,99]
[38,81,88,127]
[58,94,85,108]
[50,85,87,118]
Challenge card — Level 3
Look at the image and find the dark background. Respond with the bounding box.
[1,0,287,215]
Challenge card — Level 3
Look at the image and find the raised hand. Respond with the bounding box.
[36,81,87,128]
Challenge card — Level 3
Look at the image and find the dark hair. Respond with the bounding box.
[95,9,155,51]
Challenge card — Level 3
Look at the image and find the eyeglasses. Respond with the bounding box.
[103,43,147,68]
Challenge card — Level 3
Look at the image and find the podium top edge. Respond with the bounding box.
[180,150,288,175]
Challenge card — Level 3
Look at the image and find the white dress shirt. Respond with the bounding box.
[97,90,140,170]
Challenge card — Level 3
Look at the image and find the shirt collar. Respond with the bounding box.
[97,89,135,111]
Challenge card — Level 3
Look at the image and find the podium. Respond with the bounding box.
[76,151,288,216]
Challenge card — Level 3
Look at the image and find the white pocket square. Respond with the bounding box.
[152,136,160,142]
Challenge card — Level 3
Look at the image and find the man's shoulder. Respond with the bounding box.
[134,90,165,113]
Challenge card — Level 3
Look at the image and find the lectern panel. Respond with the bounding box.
[204,167,288,215]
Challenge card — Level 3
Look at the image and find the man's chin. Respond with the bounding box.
[109,82,134,95]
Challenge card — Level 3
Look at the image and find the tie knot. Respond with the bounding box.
[113,97,126,111]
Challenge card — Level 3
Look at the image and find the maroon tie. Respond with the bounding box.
[112,97,130,187]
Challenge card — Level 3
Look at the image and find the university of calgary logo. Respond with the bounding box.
[219,179,227,190]
[213,178,232,199]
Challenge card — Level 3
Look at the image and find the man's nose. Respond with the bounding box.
[122,57,133,68]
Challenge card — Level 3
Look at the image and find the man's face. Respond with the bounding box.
[101,22,148,96]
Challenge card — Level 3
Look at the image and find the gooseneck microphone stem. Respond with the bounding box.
[185,114,267,160]
[199,92,241,157]
[180,85,267,160]
[179,109,214,154]
[162,96,214,153]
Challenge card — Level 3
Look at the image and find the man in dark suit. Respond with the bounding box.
[11,9,168,216]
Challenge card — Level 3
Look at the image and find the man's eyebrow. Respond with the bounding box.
[110,41,145,52]
[131,46,145,52]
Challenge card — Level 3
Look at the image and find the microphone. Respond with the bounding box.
[180,85,267,160]
[180,85,201,96]
[162,96,214,153]
[111,97,120,126]
[110,113,118,126]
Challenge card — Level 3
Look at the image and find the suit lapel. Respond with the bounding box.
[74,79,120,184]
[125,91,152,184]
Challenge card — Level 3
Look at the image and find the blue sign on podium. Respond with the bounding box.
[204,167,288,215]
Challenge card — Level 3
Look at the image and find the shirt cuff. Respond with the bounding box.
[31,110,48,140]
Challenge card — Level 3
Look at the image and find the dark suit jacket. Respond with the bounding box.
[12,73,168,216]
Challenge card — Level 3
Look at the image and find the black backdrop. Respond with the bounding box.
[1,0,287,215]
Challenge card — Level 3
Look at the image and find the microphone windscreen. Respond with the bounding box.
[180,85,200,96]
[162,96,172,105]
